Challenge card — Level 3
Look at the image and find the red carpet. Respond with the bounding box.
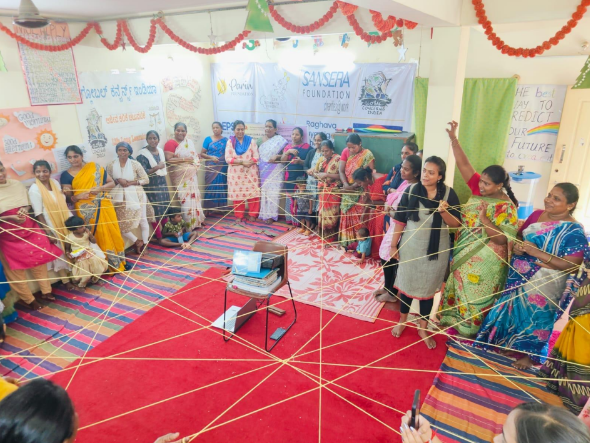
[51,267,446,443]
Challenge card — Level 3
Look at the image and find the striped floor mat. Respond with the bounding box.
[421,341,562,443]
[0,215,289,379]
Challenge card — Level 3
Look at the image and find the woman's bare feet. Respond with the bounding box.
[64,282,76,291]
[247,216,256,222]
[134,240,144,255]
[418,329,437,349]
[374,288,398,303]
[392,324,406,338]
[512,355,535,370]
[264,219,274,225]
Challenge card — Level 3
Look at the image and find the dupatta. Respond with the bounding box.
[36,178,70,250]
[341,149,374,214]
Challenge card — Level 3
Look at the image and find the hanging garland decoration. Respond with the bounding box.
[369,11,418,32]
[0,17,250,54]
[473,0,590,57]
[0,20,98,51]
[268,1,339,34]
[0,0,419,53]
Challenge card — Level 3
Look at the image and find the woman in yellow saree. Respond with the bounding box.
[60,145,126,273]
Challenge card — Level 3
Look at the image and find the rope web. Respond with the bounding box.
[1,156,588,443]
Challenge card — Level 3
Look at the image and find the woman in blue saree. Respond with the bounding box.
[475,183,588,370]
[202,121,228,211]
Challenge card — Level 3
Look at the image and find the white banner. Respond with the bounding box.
[211,62,415,139]
[76,72,166,167]
[505,84,567,163]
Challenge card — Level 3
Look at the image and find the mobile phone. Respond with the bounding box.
[410,389,421,429]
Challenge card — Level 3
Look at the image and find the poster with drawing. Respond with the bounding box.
[76,72,166,167]
[14,22,81,106]
[0,107,60,181]
[161,76,202,150]
[505,84,567,163]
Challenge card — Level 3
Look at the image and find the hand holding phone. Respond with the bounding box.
[410,389,420,429]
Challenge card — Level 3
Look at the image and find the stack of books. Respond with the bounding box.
[230,268,282,295]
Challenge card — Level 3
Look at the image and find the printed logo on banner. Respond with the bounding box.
[358,71,392,115]
[216,78,254,97]
[301,68,353,115]
[259,71,291,110]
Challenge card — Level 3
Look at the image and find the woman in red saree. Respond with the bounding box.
[352,167,386,258]
[0,162,62,310]
[337,134,375,246]
[311,140,342,244]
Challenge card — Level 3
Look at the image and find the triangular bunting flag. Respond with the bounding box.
[572,55,590,89]
[245,0,274,33]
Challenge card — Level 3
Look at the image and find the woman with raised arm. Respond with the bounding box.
[258,119,288,224]
[225,120,260,222]
[439,121,519,338]
[475,183,587,369]
[164,122,205,230]
[389,156,462,349]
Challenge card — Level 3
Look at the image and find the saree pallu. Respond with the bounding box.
[440,197,518,338]
[540,274,590,415]
[203,137,228,209]
[339,149,375,246]
[475,220,588,362]
[315,154,342,243]
[169,139,205,230]
[73,162,125,273]
[259,135,288,221]
[318,183,341,242]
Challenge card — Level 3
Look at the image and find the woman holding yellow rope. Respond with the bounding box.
[60,145,126,273]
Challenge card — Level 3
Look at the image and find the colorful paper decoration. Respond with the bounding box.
[367,31,380,47]
[313,36,324,53]
[573,55,590,89]
[242,40,261,50]
[341,33,350,48]
[245,0,274,33]
[398,44,408,61]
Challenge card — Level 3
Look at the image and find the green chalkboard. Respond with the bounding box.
[332,132,414,174]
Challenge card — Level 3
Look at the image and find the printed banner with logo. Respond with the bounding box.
[211,63,415,140]
[76,72,166,166]
[505,84,567,163]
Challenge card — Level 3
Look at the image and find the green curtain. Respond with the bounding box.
[453,78,517,203]
[414,77,429,150]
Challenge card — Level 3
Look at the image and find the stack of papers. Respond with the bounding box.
[230,277,283,295]
[234,268,279,288]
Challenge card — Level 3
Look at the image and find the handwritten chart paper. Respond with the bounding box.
[76,72,166,166]
[0,106,60,182]
[505,85,567,163]
[14,22,81,106]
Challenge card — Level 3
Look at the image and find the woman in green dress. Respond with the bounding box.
[439,121,519,338]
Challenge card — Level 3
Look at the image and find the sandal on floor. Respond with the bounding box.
[40,292,56,301]
[17,300,43,311]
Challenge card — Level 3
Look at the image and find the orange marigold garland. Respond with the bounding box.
[473,0,590,57]
[337,1,358,16]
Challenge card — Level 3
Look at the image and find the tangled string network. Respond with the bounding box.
[0,148,587,443]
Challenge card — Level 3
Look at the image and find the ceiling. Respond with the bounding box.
[0,0,248,20]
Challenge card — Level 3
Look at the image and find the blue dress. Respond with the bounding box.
[202,136,228,209]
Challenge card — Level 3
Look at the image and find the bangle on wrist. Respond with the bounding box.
[430,428,437,442]
[544,255,553,264]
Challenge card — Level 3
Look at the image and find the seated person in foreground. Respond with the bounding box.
[161,210,198,249]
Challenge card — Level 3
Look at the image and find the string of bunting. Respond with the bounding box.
[473,0,590,58]
[0,0,419,53]
[0,17,251,54]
